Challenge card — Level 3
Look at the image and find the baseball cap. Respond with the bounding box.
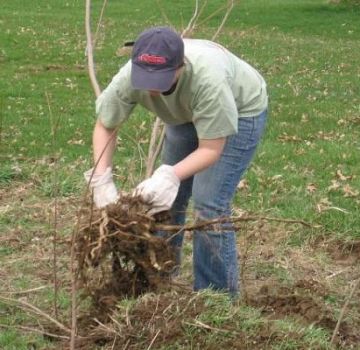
[131,27,184,92]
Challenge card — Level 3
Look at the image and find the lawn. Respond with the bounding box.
[0,0,359,349]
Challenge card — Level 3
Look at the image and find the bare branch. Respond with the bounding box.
[146,118,165,178]
[45,92,59,320]
[156,0,173,26]
[330,278,360,345]
[212,0,235,41]
[0,296,71,335]
[154,214,313,234]
[85,0,101,97]
[0,324,70,340]
[0,286,47,295]
[93,0,108,49]
[147,329,161,350]
[182,0,199,38]
[197,3,229,27]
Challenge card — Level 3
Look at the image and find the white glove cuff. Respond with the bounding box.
[84,167,113,187]
[153,165,180,186]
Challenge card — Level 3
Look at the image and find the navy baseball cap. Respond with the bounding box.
[131,27,184,92]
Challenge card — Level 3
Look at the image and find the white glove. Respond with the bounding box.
[84,167,119,208]
[135,165,180,215]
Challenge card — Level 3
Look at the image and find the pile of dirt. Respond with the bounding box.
[248,280,360,348]
[75,196,176,309]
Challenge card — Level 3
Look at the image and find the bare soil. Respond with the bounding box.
[1,185,359,349]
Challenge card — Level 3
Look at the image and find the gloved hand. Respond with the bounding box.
[84,167,119,208]
[135,165,180,215]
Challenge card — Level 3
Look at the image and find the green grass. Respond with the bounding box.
[1,0,360,348]
[1,0,359,236]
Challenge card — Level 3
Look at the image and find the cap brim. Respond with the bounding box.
[131,63,176,92]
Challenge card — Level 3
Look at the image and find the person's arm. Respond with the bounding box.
[83,119,119,208]
[135,137,226,215]
[173,137,226,180]
[92,119,117,174]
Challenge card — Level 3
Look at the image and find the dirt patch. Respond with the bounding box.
[324,239,360,263]
[248,281,360,348]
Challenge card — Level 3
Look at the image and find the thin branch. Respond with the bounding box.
[156,214,312,234]
[156,0,173,26]
[45,91,59,320]
[330,278,360,345]
[0,296,71,335]
[184,319,235,333]
[0,97,3,147]
[146,119,165,178]
[0,286,47,295]
[182,0,199,37]
[197,0,209,21]
[0,324,70,340]
[79,1,120,346]
[93,318,120,336]
[152,126,165,172]
[212,0,235,41]
[147,329,161,350]
[85,0,101,97]
[197,4,229,27]
[93,0,108,49]
[71,124,118,349]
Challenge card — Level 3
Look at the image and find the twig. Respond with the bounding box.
[0,296,71,335]
[93,318,120,336]
[72,120,118,350]
[146,122,165,178]
[157,214,312,233]
[182,0,199,37]
[184,319,234,333]
[93,0,108,49]
[146,118,164,178]
[85,0,101,97]
[197,3,229,27]
[212,0,235,41]
[325,267,350,280]
[0,286,47,295]
[45,91,59,320]
[239,231,249,303]
[0,96,3,147]
[0,323,70,340]
[146,329,161,350]
[330,278,360,345]
[111,335,118,350]
[156,0,172,26]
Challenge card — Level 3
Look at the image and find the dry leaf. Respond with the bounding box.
[343,184,359,198]
[237,179,249,191]
[316,197,332,213]
[277,133,302,143]
[307,183,317,193]
[67,139,85,145]
[336,169,352,181]
[328,180,341,191]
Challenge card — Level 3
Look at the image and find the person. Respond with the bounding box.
[84,26,268,295]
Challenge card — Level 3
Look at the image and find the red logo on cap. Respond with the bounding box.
[138,54,166,65]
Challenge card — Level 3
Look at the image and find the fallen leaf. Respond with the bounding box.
[343,184,359,198]
[237,179,249,191]
[336,169,352,181]
[328,180,341,191]
[278,133,302,143]
[307,183,317,193]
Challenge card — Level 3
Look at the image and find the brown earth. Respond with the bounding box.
[1,185,359,349]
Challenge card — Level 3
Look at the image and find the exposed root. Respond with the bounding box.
[76,196,176,310]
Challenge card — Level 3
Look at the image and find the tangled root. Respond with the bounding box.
[76,196,176,308]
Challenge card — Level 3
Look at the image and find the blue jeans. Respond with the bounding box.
[161,109,267,294]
